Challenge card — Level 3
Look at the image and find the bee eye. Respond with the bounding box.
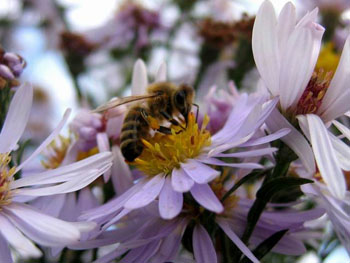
[175,91,186,105]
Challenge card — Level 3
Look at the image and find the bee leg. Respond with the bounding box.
[156,126,172,135]
[160,111,186,130]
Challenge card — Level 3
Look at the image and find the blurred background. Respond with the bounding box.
[1,1,350,262]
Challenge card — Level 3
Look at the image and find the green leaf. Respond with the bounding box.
[240,229,288,263]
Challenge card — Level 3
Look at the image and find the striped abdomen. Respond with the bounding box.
[120,106,149,162]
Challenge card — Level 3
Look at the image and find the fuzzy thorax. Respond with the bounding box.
[133,113,211,176]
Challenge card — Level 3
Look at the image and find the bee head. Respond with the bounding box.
[173,84,194,123]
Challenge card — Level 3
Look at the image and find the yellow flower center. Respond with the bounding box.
[133,113,212,176]
[0,153,15,208]
[315,42,340,75]
[42,135,71,169]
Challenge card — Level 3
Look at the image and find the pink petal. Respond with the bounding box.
[171,167,194,192]
[181,159,220,184]
[0,83,33,153]
[190,183,223,213]
[159,177,183,219]
[217,218,259,263]
[124,174,165,210]
[193,224,217,263]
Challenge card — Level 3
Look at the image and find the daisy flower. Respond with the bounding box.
[81,59,289,229]
[252,0,350,199]
[0,83,113,262]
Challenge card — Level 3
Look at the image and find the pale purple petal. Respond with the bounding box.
[111,145,133,195]
[171,167,195,192]
[296,8,318,28]
[213,147,277,158]
[319,89,350,123]
[216,218,259,263]
[333,120,350,141]
[31,194,66,217]
[266,108,315,173]
[96,132,111,182]
[193,224,217,263]
[252,0,280,96]
[319,36,350,121]
[329,133,350,170]
[0,83,33,153]
[77,187,100,212]
[0,233,12,263]
[0,215,42,258]
[199,157,263,169]
[155,61,167,82]
[3,203,81,247]
[12,152,112,189]
[124,174,165,210]
[240,128,290,147]
[190,183,223,213]
[159,177,183,219]
[181,159,220,184]
[132,59,148,95]
[16,108,71,172]
[279,23,324,110]
[302,114,346,199]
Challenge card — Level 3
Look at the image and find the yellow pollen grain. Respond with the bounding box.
[132,113,212,177]
[0,153,15,208]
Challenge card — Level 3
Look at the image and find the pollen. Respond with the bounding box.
[0,153,15,208]
[296,70,331,115]
[132,113,212,176]
[315,42,340,75]
[41,135,70,169]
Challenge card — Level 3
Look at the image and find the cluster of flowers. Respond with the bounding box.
[1,0,350,262]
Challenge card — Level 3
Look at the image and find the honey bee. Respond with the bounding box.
[93,82,198,162]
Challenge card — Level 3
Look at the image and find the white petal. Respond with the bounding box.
[266,108,315,173]
[193,224,217,263]
[277,2,296,58]
[279,23,324,110]
[214,147,277,158]
[132,59,148,95]
[304,114,346,199]
[171,167,194,192]
[0,83,33,153]
[190,183,223,213]
[320,89,350,123]
[124,174,165,210]
[333,120,350,141]
[0,215,42,258]
[111,145,133,195]
[181,159,220,184]
[296,8,318,28]
[155,61,167,82]
[319,36,350,119]
[159,177,183,219]
[3,203,81,247]
[252,0,280,96]
[329,133,350,170]
[16,108,71,172]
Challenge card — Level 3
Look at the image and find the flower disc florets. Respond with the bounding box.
[133,113,211,176]
[0,153,15,208]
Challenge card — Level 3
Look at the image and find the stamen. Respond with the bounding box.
[0,153,15,208]
[133,113,211,176]
[296,69,331,115]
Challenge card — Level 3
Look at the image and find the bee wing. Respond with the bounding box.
[92,94,159,113]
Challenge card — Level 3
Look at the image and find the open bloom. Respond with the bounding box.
[0,84,113,262]
[253,0,350,199]
[81,59,288,230]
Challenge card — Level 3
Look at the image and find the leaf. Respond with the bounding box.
[240,229,288,263]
